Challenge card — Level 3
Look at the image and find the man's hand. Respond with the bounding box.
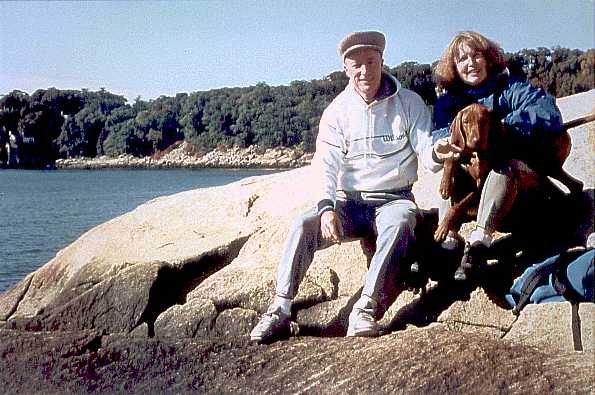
[320,211,343,244]
[433,137,463,162]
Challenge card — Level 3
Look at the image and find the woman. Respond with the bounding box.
[431,31,570,281]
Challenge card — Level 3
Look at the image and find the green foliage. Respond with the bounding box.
[0,47,592,168]
[516,47,594,97]
[388,62,437,105]
[101,106,135,156]
[0,89,84,167]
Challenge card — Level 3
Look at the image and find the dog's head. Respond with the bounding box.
[450,103,492,152]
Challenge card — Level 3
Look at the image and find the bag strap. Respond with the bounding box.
[512,256,557,315]
[570,302,583,351]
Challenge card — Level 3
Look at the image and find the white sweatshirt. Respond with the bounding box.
[312,73,442,214]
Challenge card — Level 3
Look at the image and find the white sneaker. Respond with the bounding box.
[250,309,290,343]
[468,226,493,247]
[346,308,379,337]
[440,233,462,250]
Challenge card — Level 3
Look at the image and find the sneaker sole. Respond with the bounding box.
[249,321,296,343]
[346,327,379,337]
[454,272,468,281]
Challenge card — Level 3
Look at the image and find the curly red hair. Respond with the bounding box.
[434,31,507,91]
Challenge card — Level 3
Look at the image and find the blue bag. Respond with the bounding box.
[506,249,594,315]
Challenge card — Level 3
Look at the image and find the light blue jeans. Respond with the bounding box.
[275,194,418,314]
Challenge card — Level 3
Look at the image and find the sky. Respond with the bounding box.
[1,1,593,102]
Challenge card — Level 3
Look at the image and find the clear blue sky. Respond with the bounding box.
[1,0,592,102]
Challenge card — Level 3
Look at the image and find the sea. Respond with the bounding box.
[0,168,281,293]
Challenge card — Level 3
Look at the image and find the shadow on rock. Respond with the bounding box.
[385,189,594,333]
[137,236,250,337]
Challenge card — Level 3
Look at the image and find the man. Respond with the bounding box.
[250,31,443,343]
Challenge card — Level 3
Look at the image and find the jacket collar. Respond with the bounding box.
[376,72,401,100]
[457,68,510,99]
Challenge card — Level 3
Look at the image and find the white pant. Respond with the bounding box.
[275,196,418,315]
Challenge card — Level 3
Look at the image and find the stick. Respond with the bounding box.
[563,112,595,130]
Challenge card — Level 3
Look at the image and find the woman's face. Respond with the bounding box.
[455,43,488,87]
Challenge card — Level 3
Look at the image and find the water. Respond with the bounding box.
[0,168,280,293]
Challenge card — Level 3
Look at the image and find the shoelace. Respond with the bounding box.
[257,312,285,328]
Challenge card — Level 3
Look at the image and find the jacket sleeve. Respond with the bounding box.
[406,91,443,173]
[431,93,457,144]
[499,80,563,138]
[311,107,345,215]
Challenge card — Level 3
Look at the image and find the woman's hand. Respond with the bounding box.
[433,137,463,162]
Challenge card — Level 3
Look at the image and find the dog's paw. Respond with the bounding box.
[439,178,453,200]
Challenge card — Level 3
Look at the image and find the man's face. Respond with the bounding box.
[344,48,383,102]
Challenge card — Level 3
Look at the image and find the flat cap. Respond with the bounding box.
[338,31,386,60]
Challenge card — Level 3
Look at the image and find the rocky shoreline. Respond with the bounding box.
[55,142,313,170]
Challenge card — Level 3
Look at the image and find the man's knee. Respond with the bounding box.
[484,166,517,194]
[488,159,541,194]
[377,202,417,239]
[387,202,417,226]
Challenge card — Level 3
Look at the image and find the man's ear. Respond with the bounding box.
[343,64,351,78]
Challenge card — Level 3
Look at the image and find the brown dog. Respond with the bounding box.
[434,104,494,243]
[433,103,584,244]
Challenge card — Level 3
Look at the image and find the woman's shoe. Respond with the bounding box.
[454,242,488,281]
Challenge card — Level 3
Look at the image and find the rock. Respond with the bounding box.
[503,302,595,352]
[296,297,352,336]
[0,272,33,321]
[189,232,368,315]
[6,260,170,333]
[0,325,593,393]
[130,322,150,337]
[437,288,516,336]
[557,90,594,125]
[213,307,260,338]
[55,144,314,169]
[378,289,423,328]
[154,298,217,338]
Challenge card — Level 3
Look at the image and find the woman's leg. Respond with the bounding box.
[456,160,543,280]
[473,160,543,242]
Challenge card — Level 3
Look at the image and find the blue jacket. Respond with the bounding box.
[432,71,564,161]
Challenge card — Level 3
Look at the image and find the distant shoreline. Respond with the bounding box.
[54,143,313,170]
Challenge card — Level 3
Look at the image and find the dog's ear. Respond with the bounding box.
[449,109,466,149]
